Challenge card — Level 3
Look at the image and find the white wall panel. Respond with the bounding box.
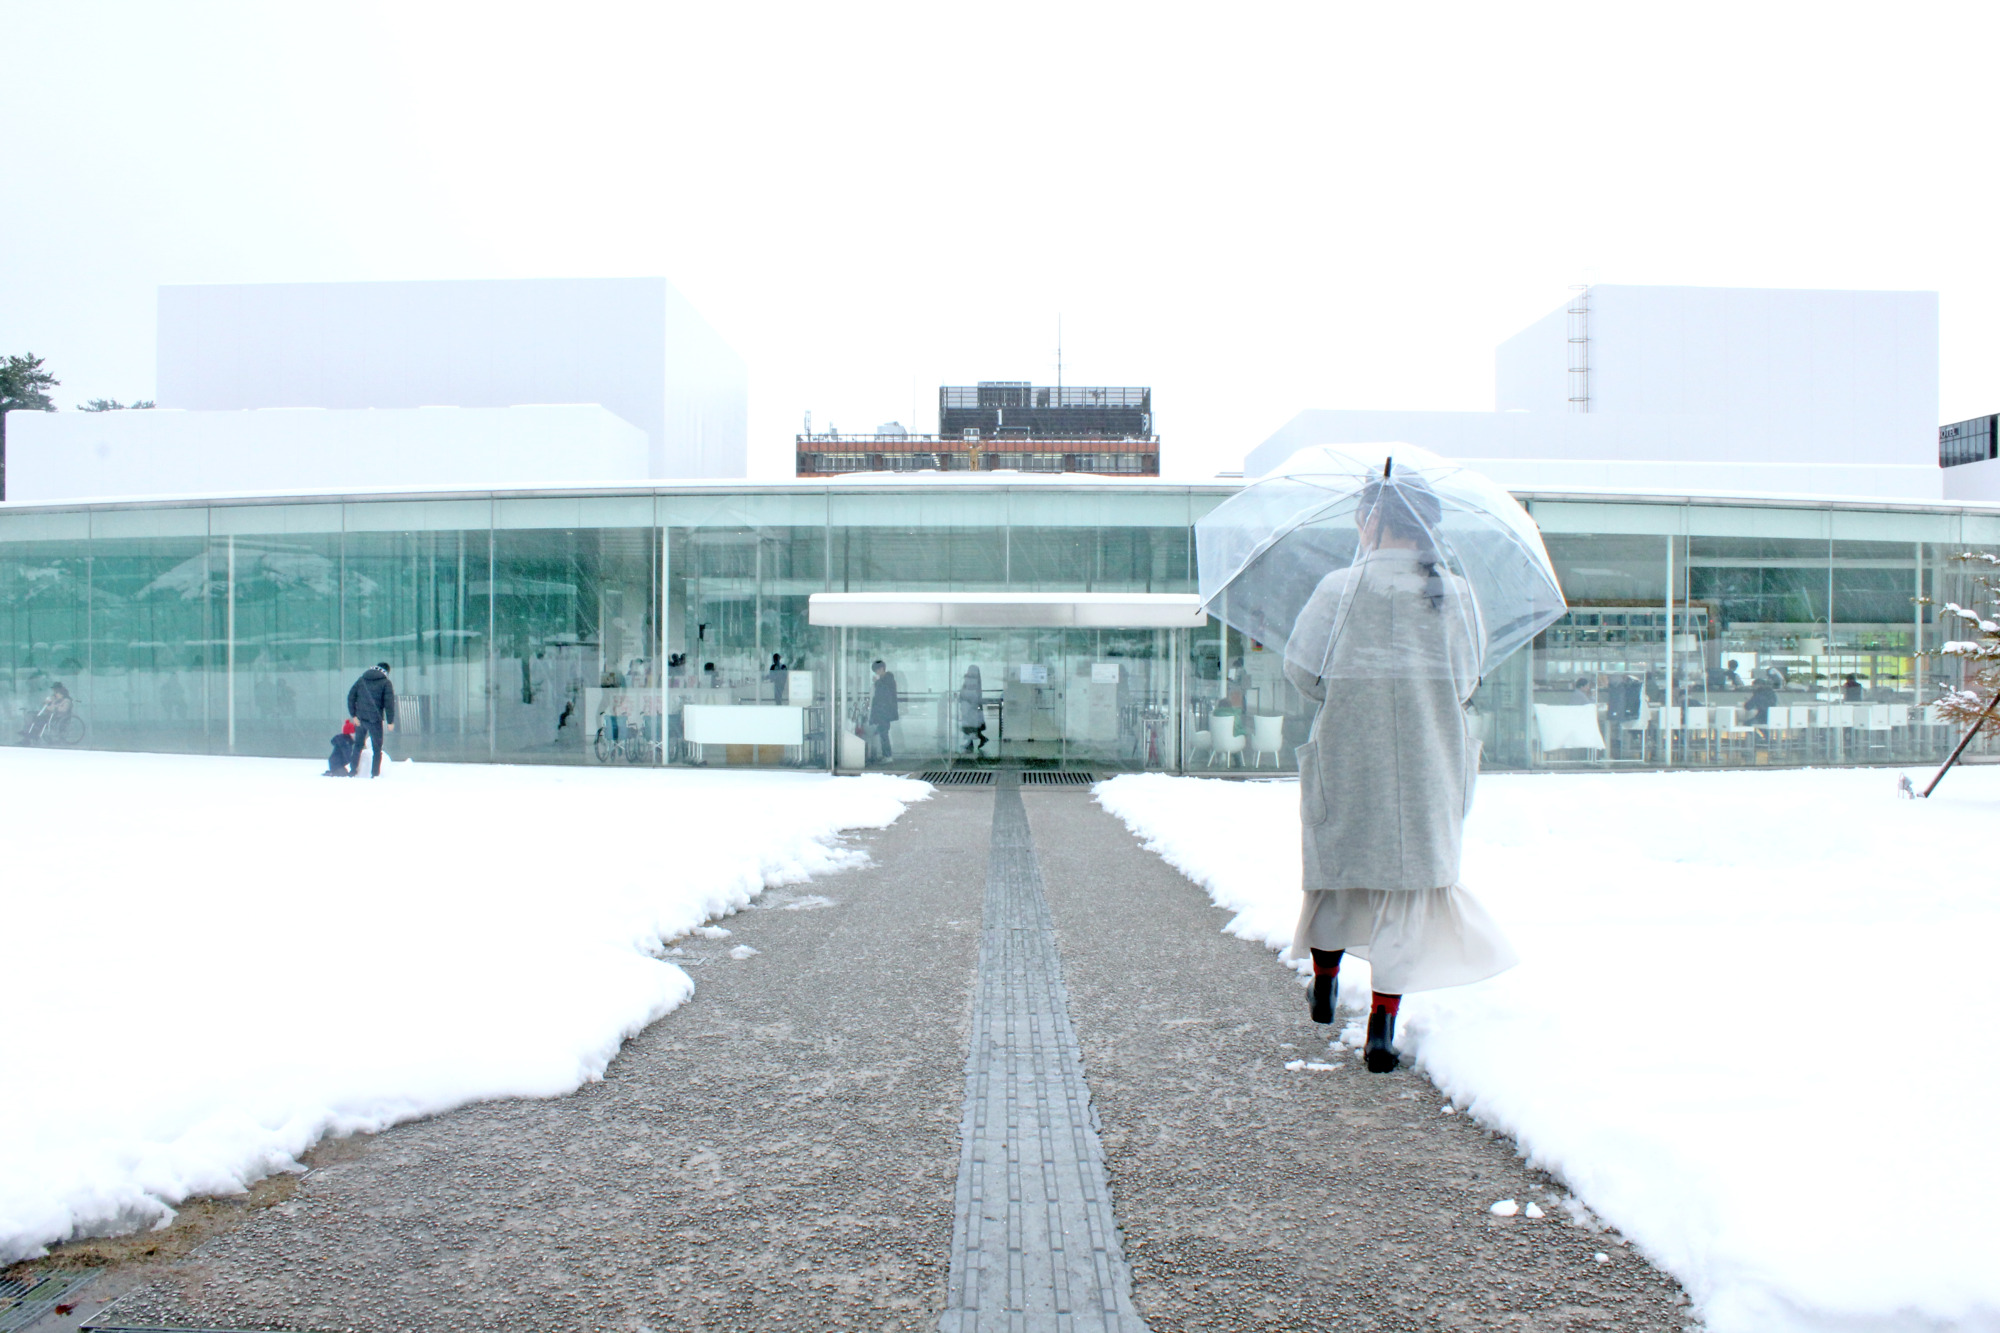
[7,405,650,502]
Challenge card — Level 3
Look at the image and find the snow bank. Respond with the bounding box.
[0,750,925,1264]
[1096,767,2000,1333]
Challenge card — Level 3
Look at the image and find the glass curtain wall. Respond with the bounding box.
[827,488,1194,772]
[664,494,827,770]
[4,487,1997,773]
[1511,501,2000,769]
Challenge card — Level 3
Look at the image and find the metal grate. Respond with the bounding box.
[1020,771,1096,787]
[2,1271,96,1331]
[919,770,995,786]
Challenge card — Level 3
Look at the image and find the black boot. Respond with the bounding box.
[1364,1008,1399,1073]
[1308,971,1336,1025]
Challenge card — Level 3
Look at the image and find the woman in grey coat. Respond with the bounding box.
[1286,474,1517,1072]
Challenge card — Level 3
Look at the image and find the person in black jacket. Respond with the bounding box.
[867,659,899,763]
[345,662,398,777]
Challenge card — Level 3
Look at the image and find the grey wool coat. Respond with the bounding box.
[1283,549,1481,893]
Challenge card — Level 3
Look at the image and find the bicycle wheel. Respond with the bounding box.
[53,714,85,746]
[594,730,612,763]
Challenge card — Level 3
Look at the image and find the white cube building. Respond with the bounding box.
[156,277,747,481]
[1249,284,1942,498]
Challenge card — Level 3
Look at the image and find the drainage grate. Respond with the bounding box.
[2,1271,96,1331]
[1020,770,1096,787]
[919,770,995,786]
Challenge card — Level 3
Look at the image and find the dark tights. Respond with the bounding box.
[1308,947,1400,1012]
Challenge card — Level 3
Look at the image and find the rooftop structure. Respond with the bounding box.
[797,382,1158,477]
[937,383,1152,441]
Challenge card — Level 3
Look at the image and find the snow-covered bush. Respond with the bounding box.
[1934,551,2000,726]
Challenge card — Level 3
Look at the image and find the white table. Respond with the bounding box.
[682,704,805,746]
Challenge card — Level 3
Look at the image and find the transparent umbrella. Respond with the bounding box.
[1196,444,1566,690]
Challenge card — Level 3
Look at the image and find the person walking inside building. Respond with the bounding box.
[1286,472,1517,1073]
[868,659,899,764]
[957,664,988,754]
[345,662,398,777]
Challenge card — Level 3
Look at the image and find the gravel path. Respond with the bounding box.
[90,778,1694,1333]
[97,787,994,1333]
[1021,787,1695,1333]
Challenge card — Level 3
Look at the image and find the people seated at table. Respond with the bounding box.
[1741,678,1779,725]
[1566,676,1596,706]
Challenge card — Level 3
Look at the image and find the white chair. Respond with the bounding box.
[1714,705,1756,761]
[1674,706,1712,762]
[1765,705,1803,760]
[1862,703,1895,755]
[1208,713,1247,768]
[1250,714,1286,769]
[1616,697,1653,761]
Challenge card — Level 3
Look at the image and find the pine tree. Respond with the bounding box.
[0,352,61,501]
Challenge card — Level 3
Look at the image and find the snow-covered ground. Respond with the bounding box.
[0,749,925,1265]
[1096,766,2000,1333]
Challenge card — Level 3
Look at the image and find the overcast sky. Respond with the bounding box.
[3,1,1995,479]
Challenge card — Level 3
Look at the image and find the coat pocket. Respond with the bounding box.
[1296,739,1328,826]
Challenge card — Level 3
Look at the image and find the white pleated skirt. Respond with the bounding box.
[1292,884,1518,995]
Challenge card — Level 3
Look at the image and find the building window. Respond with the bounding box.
[1940,415,1998,468]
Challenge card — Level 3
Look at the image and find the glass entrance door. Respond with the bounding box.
[835,626,1178,772]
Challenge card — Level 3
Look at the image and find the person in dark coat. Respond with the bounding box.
[325,718,361,776]
[345,662,397,777]
[1741,678,1779,726]
[957,665,988,753]
[867,659,899,763]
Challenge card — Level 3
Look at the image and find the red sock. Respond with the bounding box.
[1310,948,1343,978]
[1371,992,1402,1017]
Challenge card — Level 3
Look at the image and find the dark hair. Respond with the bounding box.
[1357,473,1443,548]
[1360,472,1447,607]
[1574,676,1591,691]
[376,662,392,672]
[872,659,886,670]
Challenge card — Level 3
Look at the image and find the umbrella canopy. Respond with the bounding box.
[1196,444,1566,689]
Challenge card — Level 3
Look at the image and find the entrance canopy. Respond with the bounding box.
[808,591,1207,629]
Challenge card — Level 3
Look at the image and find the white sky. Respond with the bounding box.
[3,1,1996,480]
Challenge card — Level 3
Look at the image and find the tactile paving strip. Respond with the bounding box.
[938,772,1147,1333]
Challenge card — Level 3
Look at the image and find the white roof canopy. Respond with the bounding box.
[808,592,1208,629]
